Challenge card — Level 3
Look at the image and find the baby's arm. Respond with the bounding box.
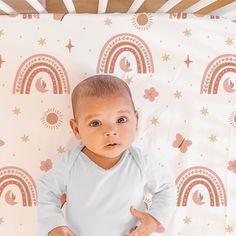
[37,153,75,236]
[125,151,176,236]
[144,154,177,231]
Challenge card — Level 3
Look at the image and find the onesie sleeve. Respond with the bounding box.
[37,151,70,236]
[144,153,177,231]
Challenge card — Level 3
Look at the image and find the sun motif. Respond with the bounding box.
[229,110,236,128]
[41,108,63,130]
[132,13,153,30]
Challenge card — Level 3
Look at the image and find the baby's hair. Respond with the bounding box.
[71,74,135,119]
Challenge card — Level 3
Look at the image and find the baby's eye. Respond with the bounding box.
[117,117,128,123]
[89,120,101,127]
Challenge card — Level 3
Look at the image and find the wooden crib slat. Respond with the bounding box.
[106,0,134,13]
[72,0,99,13]
[168,0,200,13]
[2,0,38,13]
[46,0,68,13]
[0,9,7,14]
[195,0,236,15]
[136,0,167,13]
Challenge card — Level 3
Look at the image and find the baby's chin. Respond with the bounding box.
[101,144,125,157]
[85,143,130,159]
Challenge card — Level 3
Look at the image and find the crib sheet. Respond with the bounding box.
[0,13,236,236]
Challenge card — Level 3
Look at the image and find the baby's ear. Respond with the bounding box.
[69,119,81,139]
[135,110,139,129]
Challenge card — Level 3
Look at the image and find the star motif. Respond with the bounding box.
[174,90,182,99]
[184,55,192,68]
[13,107,21,115]
[0,29,4,37]
[66,39,75,53]
[38,38,46,46]
[200,107,208,116]
[0,217,4,224]
[225,225,234,233]
[150,117,159,125]
[209,134,217,143]
[21,135,30,143]
[183,216,192,224]
[0,55,5,68]
[57,146,65,153]
[125,76,133,84]
[162,53,170,62]
[225,37,234,46]
[183,28,191,37]
[104,18,112,26]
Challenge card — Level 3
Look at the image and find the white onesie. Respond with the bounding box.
[37,144,176,236]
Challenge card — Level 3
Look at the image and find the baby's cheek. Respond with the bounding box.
[124,124,136,133]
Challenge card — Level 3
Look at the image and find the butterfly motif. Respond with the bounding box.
[0,140,5,146]
[172,133,192,153]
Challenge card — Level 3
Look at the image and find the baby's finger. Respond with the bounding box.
[130,226,138,233]
[130,226,148,236]
[123,225,138,236]
[128,228,142,236]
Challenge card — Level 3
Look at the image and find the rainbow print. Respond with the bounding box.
[97,33,154,73]
[13,54,70,94]
[200,54,236,94]
[176,166,227,207]
[0,166,37,207]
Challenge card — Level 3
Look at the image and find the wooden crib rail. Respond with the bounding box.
[0,0,235,22]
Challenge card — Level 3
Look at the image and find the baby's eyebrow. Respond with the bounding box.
[84,110,131,122]
[84,114,101,122]
[117,110,131,114]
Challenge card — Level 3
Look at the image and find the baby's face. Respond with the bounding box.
[71,94,138,159]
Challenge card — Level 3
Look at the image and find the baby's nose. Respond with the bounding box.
[105,131,117,137]
[104,130,118,137]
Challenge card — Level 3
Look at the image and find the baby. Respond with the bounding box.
[37,75,176,236]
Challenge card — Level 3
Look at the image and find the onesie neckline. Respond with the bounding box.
[79,144,130,172]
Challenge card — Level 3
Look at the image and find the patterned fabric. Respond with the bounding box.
[0,13,235,236]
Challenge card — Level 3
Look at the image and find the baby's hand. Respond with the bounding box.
[124,206,164,236]
[48,226,76,236]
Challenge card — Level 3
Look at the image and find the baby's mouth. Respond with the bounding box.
[105,143,119,147]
